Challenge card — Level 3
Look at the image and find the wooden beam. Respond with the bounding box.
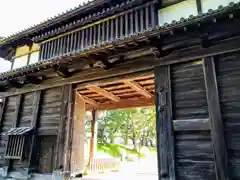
[3,57,154,97]
[4,35,240,98]
[155,66,176,180]
[88,86,120,102]
[86,97,154,110]
[203,57,229,180]
[63,84,75,179]
[124,80,152,98]
[76,93,97,105]
[27,90,43,174]
[55,85,70,170]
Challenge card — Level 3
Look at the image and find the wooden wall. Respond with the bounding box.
[216,52,240,179]
[0,85,74,178]
[155,53,240,180]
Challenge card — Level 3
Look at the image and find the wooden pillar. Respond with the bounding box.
[89,110,97,163]
[155,66,175,180]
[63,84,75,178]
[203,57,229,180]
[55,85,70,170]
[70,92,86,177]
[27,91,43,174]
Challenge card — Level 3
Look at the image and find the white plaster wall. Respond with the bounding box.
[158,0,198,26]
[201,0,240,13]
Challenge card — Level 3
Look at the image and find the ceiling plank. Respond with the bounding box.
[76,92,97,105]
[88,86,120,102]
[124,80,152,98]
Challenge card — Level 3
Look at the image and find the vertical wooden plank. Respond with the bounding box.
[115,17,119,39]
[98,24,101,44]
[145,5,150,29]
[140,8,144,31]
[63,85,75,178]
[124,13,128,37]
[102,23,105,42]
[55,86,69,170]
[85,29,89,48]
[120,15,123,37]
[110,19,114,41]
[130,11,134,35]
[203,57,229,180]
[27,91,43,174]
[0,98,7,126]
[70,92,85,177]
[106,20,110,42]
[135,10,139,33]
[89,26,93,46]
[155,66,176,180]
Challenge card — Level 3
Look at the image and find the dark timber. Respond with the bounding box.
[27,91,43,174]
[155,65,175,180]
[203,57,229,180]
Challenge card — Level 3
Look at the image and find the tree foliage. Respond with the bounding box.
[97,107,156,149]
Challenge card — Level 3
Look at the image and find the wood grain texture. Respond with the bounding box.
[175,131,216,180]
[155,65,176,180]
[174,119,210,132]
[55,85,69,169]
[38,87,62,135]
[216,52,240,180]
[172,61,215,180]
[203,56,229,180]
[27,91,43,174]
[171,60,208,119]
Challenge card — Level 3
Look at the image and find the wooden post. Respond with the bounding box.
[55,86,70,170]
[89,110,97,163]
[63,85,75,178]
[203,57,229,180]
[155,66,175,180]
[27,91,43,174]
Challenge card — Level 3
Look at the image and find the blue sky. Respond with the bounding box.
[0,0,87,72]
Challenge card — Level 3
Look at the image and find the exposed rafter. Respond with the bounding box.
[124,80,152,98]
[77,92,97,106]
[54,65,72,78]
[88,86,120,102]
[25,76,42,85]
[7,79,24,88]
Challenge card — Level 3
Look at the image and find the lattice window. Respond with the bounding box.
[4,127,32,160]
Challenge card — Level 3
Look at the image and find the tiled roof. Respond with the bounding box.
[0,0,105,45]
[0,1,239,80]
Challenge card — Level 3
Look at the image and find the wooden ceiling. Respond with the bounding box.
[77,74,155,110]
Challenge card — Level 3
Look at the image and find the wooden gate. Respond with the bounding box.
[154,56,235,180]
